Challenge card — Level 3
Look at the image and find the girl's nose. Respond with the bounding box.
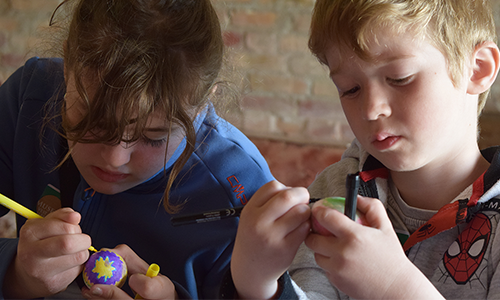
[100,142,133,168]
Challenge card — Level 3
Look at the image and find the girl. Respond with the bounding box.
[0,0,274,299]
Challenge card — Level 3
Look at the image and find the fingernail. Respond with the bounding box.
[316,205,329,219]
[299,204,310,213]
[91,287,103,296]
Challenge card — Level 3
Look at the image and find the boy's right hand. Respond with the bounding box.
[4,207,91,299]
[230,180,311,299]
[305,196,444,299]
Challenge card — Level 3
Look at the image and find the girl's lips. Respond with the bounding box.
[371,135,401,151]
[91,166,129,183]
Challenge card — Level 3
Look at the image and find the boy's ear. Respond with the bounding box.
[467,41,500,95]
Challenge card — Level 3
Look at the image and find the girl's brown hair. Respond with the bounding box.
[51,0,224,213]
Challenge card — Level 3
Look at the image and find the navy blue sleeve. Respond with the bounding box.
[0,64,25,216]
[174,282,194,299]
[0,59,34,299]
[0,57,65,299]
[0,57,64,217]
[0,238,19,299]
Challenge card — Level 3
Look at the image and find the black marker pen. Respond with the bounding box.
[344,172,360,220]
[171,198,322,226]
[171,206,244,226]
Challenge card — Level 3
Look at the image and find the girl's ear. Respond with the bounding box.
[467,41,500,95]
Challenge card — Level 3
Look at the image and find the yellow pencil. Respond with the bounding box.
[0,193,97,252]
[134,263,160,299]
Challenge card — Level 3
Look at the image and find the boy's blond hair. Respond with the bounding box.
[309,0,497,115]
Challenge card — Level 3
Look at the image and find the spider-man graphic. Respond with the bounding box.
[443,213,491,284]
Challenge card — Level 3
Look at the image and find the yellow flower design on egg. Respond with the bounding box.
[83,249,127,288]
[92,256,117,282]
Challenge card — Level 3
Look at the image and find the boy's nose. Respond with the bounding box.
[362,85,391,121]
[100,142,133,168]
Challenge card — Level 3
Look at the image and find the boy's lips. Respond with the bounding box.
[91,166,129,183]
[371,133,401,151]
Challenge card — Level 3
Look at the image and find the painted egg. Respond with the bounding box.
[311,197,361,235]
[83,249,128,288]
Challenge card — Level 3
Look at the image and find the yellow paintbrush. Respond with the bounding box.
[0,193,97,252]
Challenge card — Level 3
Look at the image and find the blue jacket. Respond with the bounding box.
[0,57,274,299]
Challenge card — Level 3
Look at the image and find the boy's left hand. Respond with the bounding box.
[231,180,311,299]
[305,196,442,299]
[81,244,177,300]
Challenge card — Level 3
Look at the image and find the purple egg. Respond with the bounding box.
[83,249,128,288]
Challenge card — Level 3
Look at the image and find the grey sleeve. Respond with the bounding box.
[289,244,347,300]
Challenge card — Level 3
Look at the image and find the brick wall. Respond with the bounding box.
[2,0,500,147]
[213,0,353,147]
[0,0,61,82]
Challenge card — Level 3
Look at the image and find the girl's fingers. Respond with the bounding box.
[45,208,82,228]
[21,219,82,244]
[82,284,131,300]
[128,273,176,300]
[35,233,92,257]
[104,244,149,276]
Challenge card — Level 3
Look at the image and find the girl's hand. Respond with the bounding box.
[231,180,311,299]
[305,196,443,299]
[82,244,177,300]
[4,208,91,299]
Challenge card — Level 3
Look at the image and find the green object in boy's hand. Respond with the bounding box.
[311,197,360,236]
[321,197,347,211]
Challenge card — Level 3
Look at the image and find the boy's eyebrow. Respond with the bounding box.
[329,54,415,78]
[329,65,342,77]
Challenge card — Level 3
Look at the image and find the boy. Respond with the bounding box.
[225,0,500,299]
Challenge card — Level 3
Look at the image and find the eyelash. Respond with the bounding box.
[388,75,414,86]
[142,136,168,148]
[339,75,414,98]
[341,86,360,97]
